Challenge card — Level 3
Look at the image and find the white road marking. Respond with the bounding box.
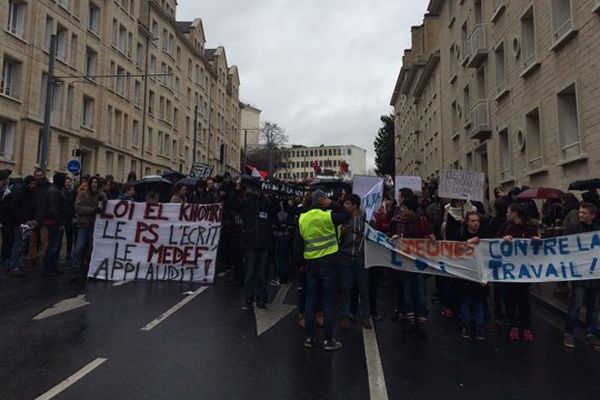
[217,271,227,278]
[112,280,133,287]
[255,283,297,336]
[33,295,90,320]
[141,286,208,331]
[363,324,389,400]
[35,357,107,400]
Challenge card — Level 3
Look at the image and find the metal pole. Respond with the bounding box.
[40,35,56,173]
[243,129,248,172]
[193,105,198,164]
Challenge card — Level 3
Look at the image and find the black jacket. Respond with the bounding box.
[33,181,51,224]
[44,184,66,227]
[63,188,77,220]
[239,194,275,250]
[7,184,36,226]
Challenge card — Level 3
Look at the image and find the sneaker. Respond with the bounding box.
[304,337,315,348]
[461,326,471,339]
[563,333,575,348]
[340,319,351,330]
[269,278,281,286]
[585,334,600,350]
[522,329,535,342]
[323,339,343,351]
[475,327,485,340]
[362,319,373,329]
[509,327,520,341]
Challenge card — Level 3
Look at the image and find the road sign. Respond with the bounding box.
[67,159,81,174]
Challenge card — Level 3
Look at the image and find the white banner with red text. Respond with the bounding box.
[365,225,600,283]
[88,201,222,283]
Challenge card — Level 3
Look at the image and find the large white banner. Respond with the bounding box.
[438,169,485,202]
[88,201,222,283]
[365,225,600,283]
[395,175,422,194]
[353,175,383,221]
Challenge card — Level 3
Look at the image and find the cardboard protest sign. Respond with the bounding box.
[395,175,422,194]
[352,175,384,221]
[88,200,222,282]
[189,163,213,180]
[365,225,600,283]
[438,169,485,202]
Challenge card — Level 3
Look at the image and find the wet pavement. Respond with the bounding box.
[1,268,600,400]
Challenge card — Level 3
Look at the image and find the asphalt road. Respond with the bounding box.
[1,268,600,400]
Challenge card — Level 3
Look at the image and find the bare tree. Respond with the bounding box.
[260,121,288,176]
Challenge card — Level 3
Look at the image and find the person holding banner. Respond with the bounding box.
[295,189,350,351]
[498,202,540,342]
[563,202,600,349]
[392,195,435,337]
[339,194,371,330]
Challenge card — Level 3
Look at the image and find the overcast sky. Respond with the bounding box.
[177,0,430,169]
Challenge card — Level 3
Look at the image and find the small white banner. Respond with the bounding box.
[395,175,422,194]
[438,169,485,202]
[88,201,222,283]
[353,175,384,221]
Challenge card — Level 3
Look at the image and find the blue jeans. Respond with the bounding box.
[403,273,428,319]
[565,283,600,335]
[274,235,290,283]
[42,226,62,273]
[243,249,269,305]
[8,226,23,271]
[305,260,336,340]
[461,297,484,327]
[71,226,94,273]
[340,257,369,319]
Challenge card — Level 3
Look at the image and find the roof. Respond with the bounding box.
[204,48,217,60]
[177,21,193,33]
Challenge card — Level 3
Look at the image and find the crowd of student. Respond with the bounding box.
[1,167,598,352]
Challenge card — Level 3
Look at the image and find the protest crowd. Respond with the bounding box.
[1,166,600,352]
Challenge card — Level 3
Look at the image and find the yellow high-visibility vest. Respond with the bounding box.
[299,209,339,260]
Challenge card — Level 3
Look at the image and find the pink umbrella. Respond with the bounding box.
[515,187,564,200]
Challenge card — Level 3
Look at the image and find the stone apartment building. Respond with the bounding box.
[392,0,600,200]
[0,0,242,180]
[276,144,367,180]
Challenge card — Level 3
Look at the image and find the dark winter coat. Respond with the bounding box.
[239,194,274,250]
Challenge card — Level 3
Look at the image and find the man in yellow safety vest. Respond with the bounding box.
[294,189,350,351]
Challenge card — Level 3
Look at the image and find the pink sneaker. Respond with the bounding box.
[522,329,535,342]
[509,327,520,341]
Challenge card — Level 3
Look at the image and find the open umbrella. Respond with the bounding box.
[162,170,186,183]
[176,177,199,187]
[133,175,173,202]
[568,178,600,191]
[515,187,564,200]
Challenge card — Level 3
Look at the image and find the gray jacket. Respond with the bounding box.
[339,214,365,260]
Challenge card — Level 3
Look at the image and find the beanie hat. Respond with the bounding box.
[312,189,327,208]
[53,172,66,188]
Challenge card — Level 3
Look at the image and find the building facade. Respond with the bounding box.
[276,144,367,180]
[392,0,600,199]
[240,102,261,149]
[0,0,242,180]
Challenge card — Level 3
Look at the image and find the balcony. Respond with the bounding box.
[466,24,488,68]
[470,99,492,140]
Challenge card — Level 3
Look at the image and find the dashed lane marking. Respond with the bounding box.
[141,286,208,331]
[363,324,389,400]
[35,357,108,400]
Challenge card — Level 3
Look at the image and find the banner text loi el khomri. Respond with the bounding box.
[89,200,222,283]
[365,225,600,283]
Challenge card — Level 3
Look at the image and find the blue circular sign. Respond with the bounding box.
[67,159,81,173]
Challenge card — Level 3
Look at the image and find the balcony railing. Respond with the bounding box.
[466,24,488,68]
[470,99,492,140]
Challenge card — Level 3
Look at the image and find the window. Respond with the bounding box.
[158,131,164,155]
[477,67,486,100]
[136,43,143,66]
[132,120,139,146]
[88,3,100,33]
[106,106,113,141]
[118,25,127,54]
[521,8,537,69]
[159,96,165,119]
[498,128,510,175]
[149,55,156,74]
[463,85,471,120]
[552,0,572,40]
[116,66,125,95]
[1,56,21,98]
[82,96,94,128]
[461,22,469,62]
[495,42,506,93]
[448,0,455,25]
[56,25,68,61]
[0,119,15,158]
[7,0,26,38]
[65,84,74,128]
[84,47,97,78]
[557,84,580,159]
[147,127,153,150]
[57,0,70,9]
[148,90,155,114]
[449,45,457,80]
[117,155,125,181]
[58,136,68,168]
[127,33,133,58]
[70,34,78,66]
[106,151,114,175]
[44,16,53,49]
[525,108,543,168]
[133,80,141,105]
[451,101,458,135]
